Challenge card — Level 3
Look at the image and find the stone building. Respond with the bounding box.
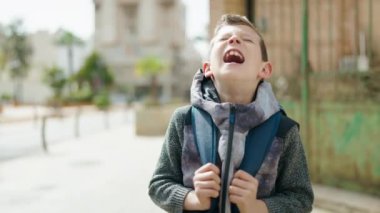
[0,30,89,104]
[93,0,202,102]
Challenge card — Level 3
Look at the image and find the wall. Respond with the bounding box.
[282,101,380,196]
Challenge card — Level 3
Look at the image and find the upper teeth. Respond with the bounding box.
[227,50,242,59]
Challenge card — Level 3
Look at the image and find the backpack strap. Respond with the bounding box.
[238,110,299,176]
[191,106,219,165]
[238,111,282,176]
[190,106,219,213]
[276,112,299,138]
[231,111,298,213]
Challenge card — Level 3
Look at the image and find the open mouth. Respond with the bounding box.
[223,49,245,64]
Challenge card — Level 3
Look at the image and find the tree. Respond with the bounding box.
[56,29,83,92]
[75,52,114,109]
[43,66,67,108]
[135,56,166,105]
[72,52,114,109]
[2,19,32,104]
[0,26,6,74]
[0,29,7,113]
[0,50,6,74]
[75,52,114,93]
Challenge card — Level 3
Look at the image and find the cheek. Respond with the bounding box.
[210,51,224,67]
[247,51,264,67]
[211,43,225,58]
[246,47,261,59]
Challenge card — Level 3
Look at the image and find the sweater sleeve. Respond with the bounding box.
[148,107,192,212]
[262,126,314,213]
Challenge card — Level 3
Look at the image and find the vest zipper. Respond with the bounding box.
[220,105,236,213]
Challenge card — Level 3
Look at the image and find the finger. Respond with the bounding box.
[230,177,258,194]
[229,185,248,197]
[195,188,219,198]
[234,170,258,186]
[195,163,220,175]
[230,177,250,189]
[194,180,221,191]
[234,170,254,181]
[204,70,214,78]
[229,194,243,205]
[194,170,221,183]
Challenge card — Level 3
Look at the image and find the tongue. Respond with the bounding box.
[225,55,243,63]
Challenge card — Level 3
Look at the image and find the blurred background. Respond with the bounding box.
[0,0,379,212]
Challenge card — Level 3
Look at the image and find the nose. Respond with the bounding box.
[228,35,241,44]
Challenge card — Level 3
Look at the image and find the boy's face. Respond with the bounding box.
[204,24,271,85]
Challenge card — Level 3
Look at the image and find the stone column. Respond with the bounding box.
[102,0,118,44]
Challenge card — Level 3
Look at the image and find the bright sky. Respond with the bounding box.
[0,0,209,40]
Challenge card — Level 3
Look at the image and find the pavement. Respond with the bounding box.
[1,105,380,213]
[0,104,99,123]
[0,113,165,213]
[313,184,380,213]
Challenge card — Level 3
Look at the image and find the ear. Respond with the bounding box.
[258,62,272,79]
[203,62,214,79]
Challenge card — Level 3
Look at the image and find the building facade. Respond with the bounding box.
[93,0,201,102]
[210,0,380,75]
[0,30,89,104]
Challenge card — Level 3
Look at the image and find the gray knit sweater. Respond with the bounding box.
[149,71,314,212]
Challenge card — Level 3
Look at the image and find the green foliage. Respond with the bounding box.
[74,52,114,95]
[56,30,84,46]
[2,19,32,80]
[65,52,114,106]
[0,50,6,71]
[66,85,93,104]
[0,93,11,102]
[56,29,84,94]
[1,19,32,104]
[135,56,166,105]
[43,66,67,107]
[43,66,67,97]
[0,27,7,73]
[135,56,165,77]
[93,90,110,110]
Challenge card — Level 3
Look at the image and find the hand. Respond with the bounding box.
[229,170,268,213]
[184,163,220,210]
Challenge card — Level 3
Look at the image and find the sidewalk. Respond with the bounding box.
[0,116,379,212]
[0,121,164,213]
[313,184,380,213]
[0,104,127,124]
[0,105,48,123]
[0,105,100,123]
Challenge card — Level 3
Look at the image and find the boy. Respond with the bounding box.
[149,14,314,213]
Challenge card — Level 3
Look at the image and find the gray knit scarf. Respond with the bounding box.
[190,69,280,212]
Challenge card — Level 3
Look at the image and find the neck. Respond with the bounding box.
[214,80,259,104]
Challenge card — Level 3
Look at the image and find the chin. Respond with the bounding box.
[218,72,246,82]
[220,64,246,75]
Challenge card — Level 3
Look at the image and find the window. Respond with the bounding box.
[124,4,138,35]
